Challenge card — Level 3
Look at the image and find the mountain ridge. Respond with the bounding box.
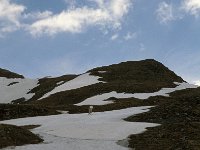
[0,59,186,105]
[0,68,24,79]
[29,59,185,106]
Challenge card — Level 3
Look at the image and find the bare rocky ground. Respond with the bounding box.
[0,124,43,148]
[125,87,200,150]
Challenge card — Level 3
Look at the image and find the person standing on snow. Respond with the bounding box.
[88,106,93,115]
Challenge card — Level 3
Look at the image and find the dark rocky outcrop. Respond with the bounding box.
[0,124,43,148]
[0,68,24,78]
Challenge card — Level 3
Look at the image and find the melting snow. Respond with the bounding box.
[39,73,104,100]
[1,106,158,150]
[98,71,107,73]
[0,77,38,103]
[132,82,197,99]
[56,81,65,85]
[76,91,137,106]
[76,82,198,106]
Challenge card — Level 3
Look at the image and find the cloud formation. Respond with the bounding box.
[156,2,175,24]
[182,0,200,17]
[23,11,53,20]
[29,0,132,36]
[2,0,200,37]
[156,0,200,25]
[0,0,132,37]
[0,0,25,35]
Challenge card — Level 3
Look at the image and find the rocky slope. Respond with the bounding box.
[125,87,200,150]
[28,59,185,106]
[0,68,24,79]
[0,124,43,148]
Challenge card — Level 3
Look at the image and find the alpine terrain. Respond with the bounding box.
[0,59,199,150]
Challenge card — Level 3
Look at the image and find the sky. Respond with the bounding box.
[0,0,200,85]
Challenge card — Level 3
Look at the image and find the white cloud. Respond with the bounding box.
[0,0,132,36]
[0,0,25,36]
[182,0,200,17]
[156,2,175,24]
[29,0,132,36]
[124,32,137,40]
[194,80,200,86]
[110,34,118,40]
[109,0,131,18]
[156,0,200,24]
[23,11,53,20]
[29,8,110,36]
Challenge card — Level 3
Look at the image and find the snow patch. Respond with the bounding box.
[76,82,198,106]
[132,82,197,99]
[98,71,107,73]
[0,77,38,103]
[56,110,69,114]
[39,73,104,100]
[56,81,65,85]
[193,80,200,86]
[1,106,158,150]
[76,91,137,106]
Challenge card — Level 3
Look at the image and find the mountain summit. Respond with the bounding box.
[27,59,186,106]
[0,59,186,105]
[89,59,183,83]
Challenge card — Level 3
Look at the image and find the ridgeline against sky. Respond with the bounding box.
[0,0,199,85]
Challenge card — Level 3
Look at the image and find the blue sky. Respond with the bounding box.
[0,0,200,85]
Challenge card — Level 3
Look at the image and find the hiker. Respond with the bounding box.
[88,106,93,115]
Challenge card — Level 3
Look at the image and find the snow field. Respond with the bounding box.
[0,77,38,103]
[39,73,104,100]
[1,106,158,150]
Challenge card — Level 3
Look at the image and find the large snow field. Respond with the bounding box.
[0,77,38,103]
[76,82,198,106]
[1,106,158,150]
[39,73,104,100]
